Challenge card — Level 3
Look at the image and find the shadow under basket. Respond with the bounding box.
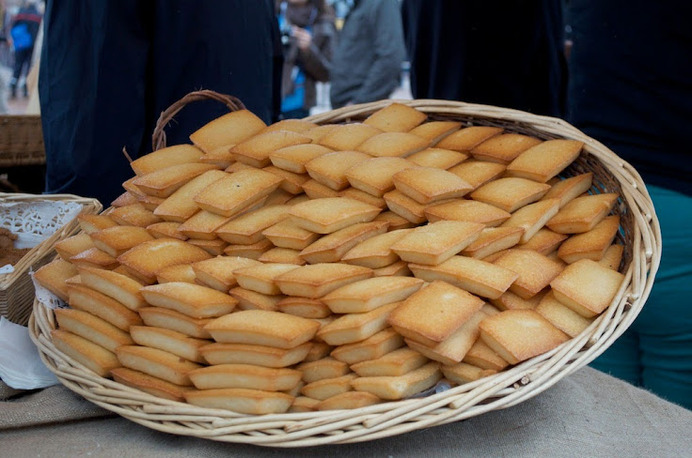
[29,99,661,447]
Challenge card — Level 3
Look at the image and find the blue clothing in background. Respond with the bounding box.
[278,9,308,114]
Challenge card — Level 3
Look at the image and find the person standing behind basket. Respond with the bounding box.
[567,0,692,410]
[329,0,406,109]
[277,0,335,119]
[39,1,283,206]
[400,0,567,117]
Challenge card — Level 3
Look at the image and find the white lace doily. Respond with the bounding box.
[0,200,82,250]
[31,273,68,310]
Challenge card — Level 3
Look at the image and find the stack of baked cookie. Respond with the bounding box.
[34,102,626,414]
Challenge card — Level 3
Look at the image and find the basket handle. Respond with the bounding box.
[151,89,246,151]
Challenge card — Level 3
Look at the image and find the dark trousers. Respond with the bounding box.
[10,47,33,89]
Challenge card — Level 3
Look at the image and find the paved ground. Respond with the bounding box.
[7,93,29,114]
[0,65,31,114]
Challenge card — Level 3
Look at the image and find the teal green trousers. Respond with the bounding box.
[590,185,692,409]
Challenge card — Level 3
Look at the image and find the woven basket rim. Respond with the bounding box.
[29,99,661,447]
[1,192,102,326]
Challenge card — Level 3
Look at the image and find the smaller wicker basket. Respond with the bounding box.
[29,98,661,447]
[0,115,45,167]
[0,192,102,325]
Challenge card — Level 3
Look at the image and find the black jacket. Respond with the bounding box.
[402,0,566,117]
[567,0,692,195]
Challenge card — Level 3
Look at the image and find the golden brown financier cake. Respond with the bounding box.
[41,100,630,415]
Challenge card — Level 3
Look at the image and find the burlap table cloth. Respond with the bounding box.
[0,382,111,429]
[1,367,690,457]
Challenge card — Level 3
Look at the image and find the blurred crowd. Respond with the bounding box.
[276,0,408,118]
[277,0,568,120]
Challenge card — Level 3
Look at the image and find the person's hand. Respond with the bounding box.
[292,26,312,51]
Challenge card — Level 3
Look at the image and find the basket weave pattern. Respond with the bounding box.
[0,193,102,325]
[0,115,45,167]
[29,99,661,447]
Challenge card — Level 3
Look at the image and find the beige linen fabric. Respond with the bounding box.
[0,367,690,457]
[0,383,112,430]
[0,381,23,401]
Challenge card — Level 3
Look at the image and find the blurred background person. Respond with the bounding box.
[277,0,336,119]
[567,0,692,410]
[401,0,567,117]
[8,0,40,99]
[0,0,10,114]
[39,0,282,206]
[329,0,405,109]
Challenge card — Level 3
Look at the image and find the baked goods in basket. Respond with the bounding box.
[32,99,639,424]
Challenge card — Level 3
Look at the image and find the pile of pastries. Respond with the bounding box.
[34,103,625,414]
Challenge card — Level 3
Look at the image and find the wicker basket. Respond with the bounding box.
[0,193,102,325]
[0,115,45,167]
[29,99,661,447]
